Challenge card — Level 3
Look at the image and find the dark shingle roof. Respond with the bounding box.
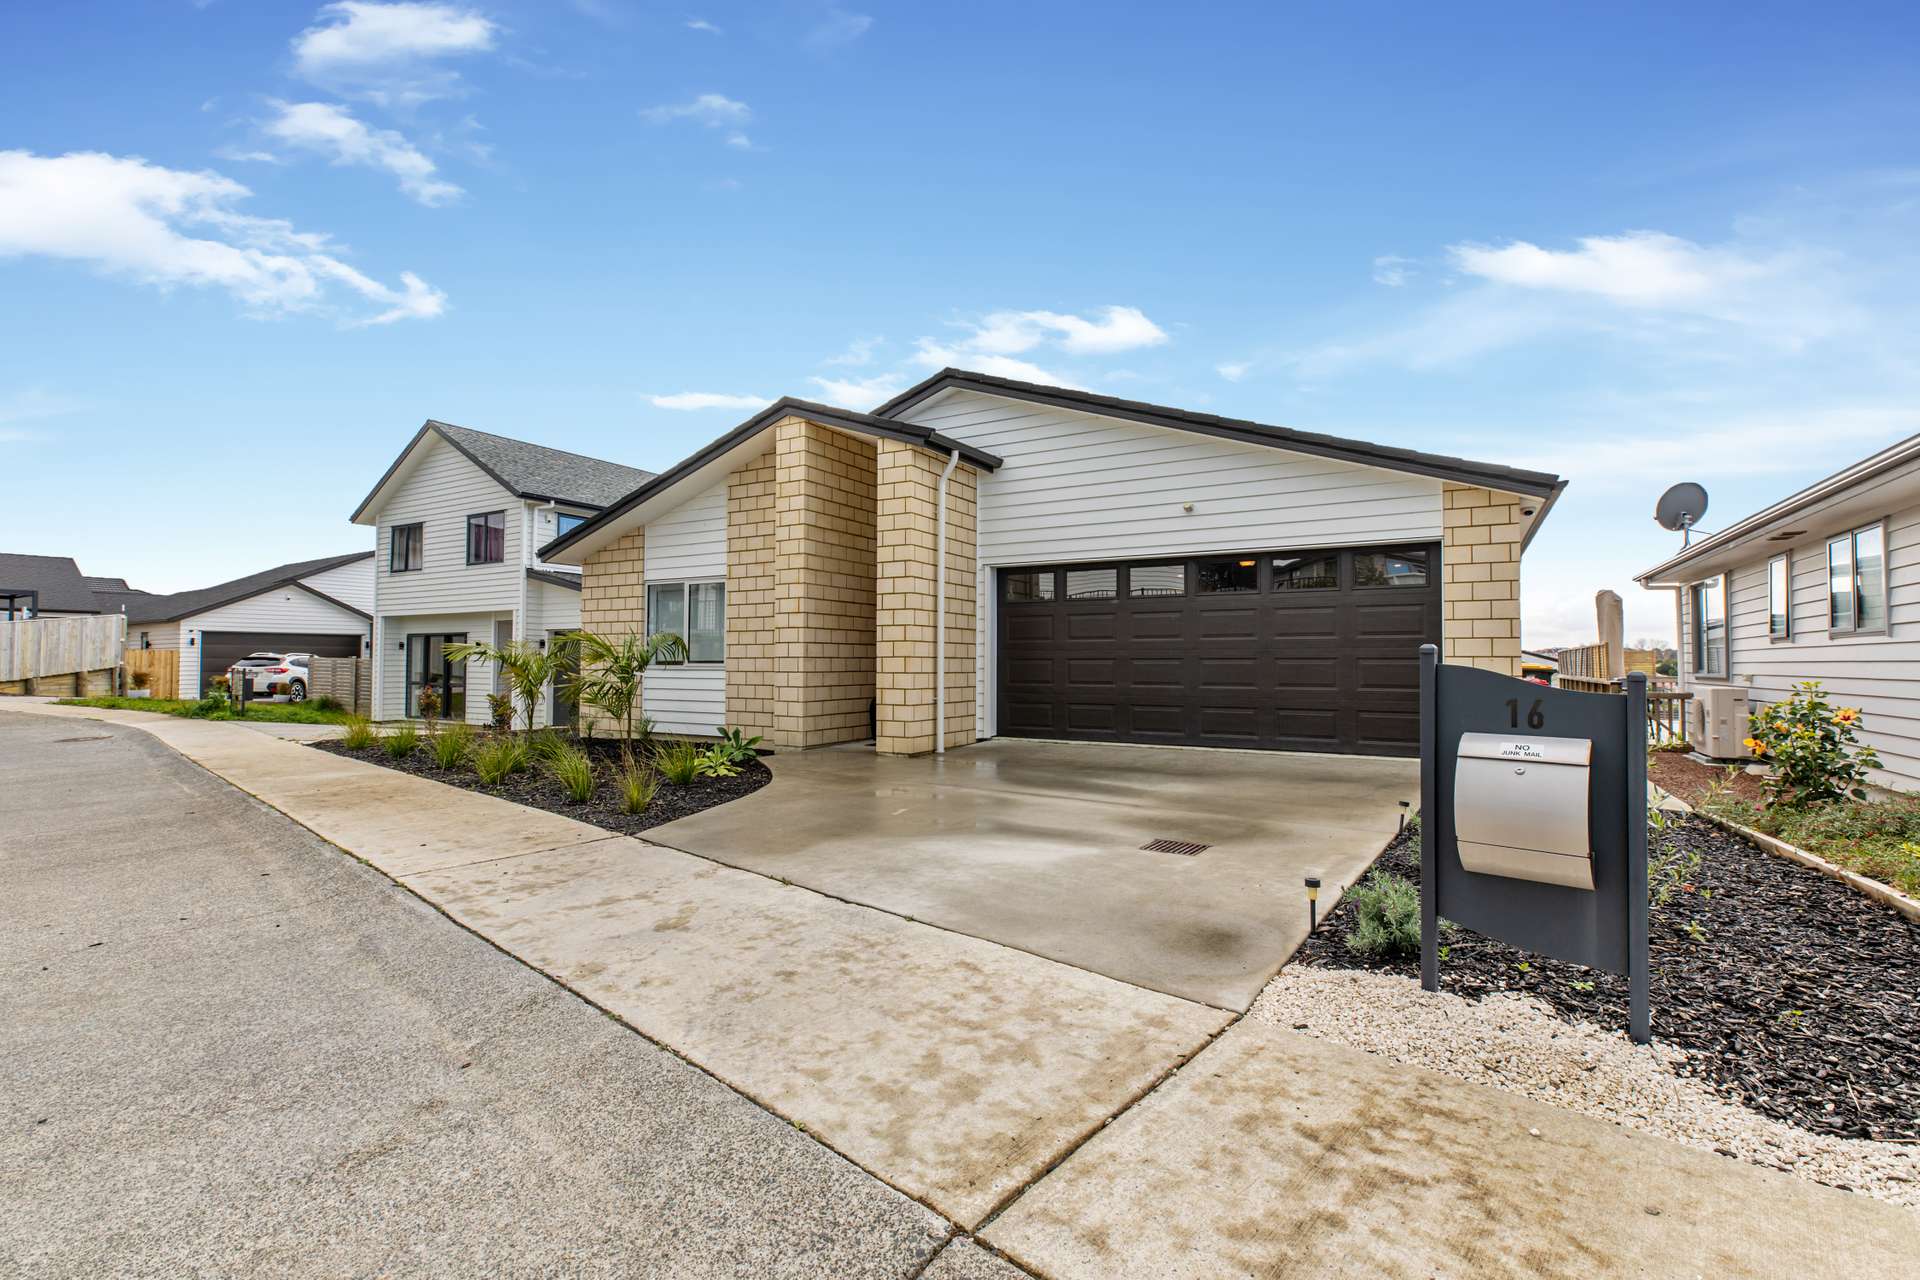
[123,552,372,624]
[433,422,656,508]
[0,554,101,612]
[83,575,135,592]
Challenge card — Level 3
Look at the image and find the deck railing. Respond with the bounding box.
[1551,673,1690,744]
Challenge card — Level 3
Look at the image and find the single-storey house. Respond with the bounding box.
[0,553,109,619]
[123,552,375,697]
[350,420,654,724]
[1636,431,1920,790]
[541,369,1565,757]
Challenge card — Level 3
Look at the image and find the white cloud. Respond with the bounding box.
[642,93,753,147]
[1372,254,1412,287]
[808,374,905,409]
[910,344,1084,389]
[805,9,872,50]
[686,18,722,35]
[943,305,1167,357]
[648,391,765,410]
[1448,231,1767,308]
[215,148,285,165]
[293,2,497,105]
[0,150,445,325]
[825,335,882,366]
[1216,361,1250,382]
[263,101,461,206]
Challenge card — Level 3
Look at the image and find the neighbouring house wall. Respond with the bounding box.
[302,556,376,614]
[578,526,645,736]
[875,441,978,754]
[177,589,370,705]
[641,479,728,734]
[770,418,876,750]
[1677,499,1920,789]
[1440,483,1525,677]
[133,622,181,651]
[725,452,778,743]
[890,388,1451,732]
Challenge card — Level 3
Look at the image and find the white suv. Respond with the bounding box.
[227,653,313,702]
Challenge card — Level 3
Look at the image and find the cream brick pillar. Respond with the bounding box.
[875,440,978,755]
[1440,484,1524,676]
[578,526,645,736]
[767,417,876,750]
[725,451,778,743]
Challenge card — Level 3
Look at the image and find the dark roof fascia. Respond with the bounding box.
[350,421,627,525]
[1519,479,1568,554]
[874,369,1562,499]
[128,552,373,624]
[527,567,583,591]
[539,398,1004,561]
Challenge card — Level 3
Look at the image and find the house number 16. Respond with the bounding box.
[1505,698,1546,730]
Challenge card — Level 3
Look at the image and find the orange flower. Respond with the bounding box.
[1743,736,1766,756]
[1835,707,1861,725]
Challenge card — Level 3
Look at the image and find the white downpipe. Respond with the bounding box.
[934,449,960,754]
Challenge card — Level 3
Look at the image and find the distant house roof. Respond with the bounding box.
[122,552,373,624]
[351,420,656,523]
[83,576,134,593]
[0,554,102,613]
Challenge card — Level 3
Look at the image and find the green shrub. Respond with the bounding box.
[472,734,531,785]
[694,746,740,778]
[382,724,419,758]
[313,695,344,713]
[1646,805,1701,908]
[617,758,659,815]
[653,738,704,785]
[486,692,514,732]
[709,726,763,767]
[341,715,377,750]
[1745,680,1881,807]
[542,743,597,802]
[526,728,571,766]
[185,694,230,719]
[430,722,476,769]
[1346,871,1422,960]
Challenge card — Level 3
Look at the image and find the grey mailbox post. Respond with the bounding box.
[1418,644,1650,1044]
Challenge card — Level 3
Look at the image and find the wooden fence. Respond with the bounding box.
[1552,672,1692,745]
[0,614,124,695]
[124,648,180,699]
[307,655,372,716]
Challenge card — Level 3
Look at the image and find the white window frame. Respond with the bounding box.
[1827,520,1889,637]
[1690,573,1728,678]
[1767,552,1791,643]
[645,579,725,664]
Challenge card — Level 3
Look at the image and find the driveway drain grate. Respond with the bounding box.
[1142,839,1209,857]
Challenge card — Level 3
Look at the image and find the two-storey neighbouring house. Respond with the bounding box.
[350,421,654,725]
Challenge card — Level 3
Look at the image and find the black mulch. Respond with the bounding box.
[312,736,770,837]
[1297,817,1920,1142]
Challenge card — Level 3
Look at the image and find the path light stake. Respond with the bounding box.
[1398,800,1410,834]
[1305,876,1321,931]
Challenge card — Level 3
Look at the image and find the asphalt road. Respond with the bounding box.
[0,710,962,1278]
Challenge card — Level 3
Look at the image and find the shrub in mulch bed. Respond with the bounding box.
[1297,818,1920,1142]
[312,734,770,836]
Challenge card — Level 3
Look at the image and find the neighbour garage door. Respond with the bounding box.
[996,545,1441,756]
[199,631,363,695]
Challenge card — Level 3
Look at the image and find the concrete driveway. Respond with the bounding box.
[648,739,1418,1009]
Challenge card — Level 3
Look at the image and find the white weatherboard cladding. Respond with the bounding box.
[370,437,525,619]
[642,479,728,580]
[644,666,725,735]
[893,389,1448,735]
[528,576,582,636]
[302,556,376,613]
[1679,496,1920,790]
[531,504,598,568]
[134,622,181,651]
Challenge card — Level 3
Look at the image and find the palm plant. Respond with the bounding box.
[444,638,576,734]
[566,630,688,746]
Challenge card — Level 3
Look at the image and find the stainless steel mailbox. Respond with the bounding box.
[1453,732,1593,890]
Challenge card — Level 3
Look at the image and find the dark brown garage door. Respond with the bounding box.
[997,545,1441,756]
[199,630,364,695]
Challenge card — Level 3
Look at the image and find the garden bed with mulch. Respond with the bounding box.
[1297,818,1920,1142]
[1648,749,1768,807]
[312,735,771,837]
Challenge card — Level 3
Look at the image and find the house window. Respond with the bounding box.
[1004,570,1055,602]
[389,523,423,572]
[1829,523,1887,635]
[1064,568,1118,600]
[1273,553,1339,590]
[646,581,726,663]
[466,511,506,565]
[140,631,151,650]
[1196,558,1259,593]
[1128,563,1185,597]
[1768,553,1791,641]
[556,512,588,537]
[1354,548,1430,588]
[1691,576,1727,677]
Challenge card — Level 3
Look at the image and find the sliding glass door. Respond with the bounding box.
[405,633,468,719]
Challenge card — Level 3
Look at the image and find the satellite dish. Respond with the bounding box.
[1655,482,1709,545]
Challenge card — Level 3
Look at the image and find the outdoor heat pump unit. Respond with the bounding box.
[1452,733,1595,891]
[1689,685,1752,760]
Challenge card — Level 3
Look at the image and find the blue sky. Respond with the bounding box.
[5,2,1919,644]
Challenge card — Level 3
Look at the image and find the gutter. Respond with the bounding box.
[935,450,960,755]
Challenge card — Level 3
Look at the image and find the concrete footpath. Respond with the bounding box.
[11,702,1918,1278]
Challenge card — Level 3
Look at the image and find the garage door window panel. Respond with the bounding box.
[1004,570,1057,603]
[1065,568,1118,600]
[1127,563,1185,598]
[1273,553,1340,592]
[1197,558,1259,593]
[1354,548,1429,589]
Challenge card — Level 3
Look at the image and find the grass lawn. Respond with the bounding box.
[56,696,356,725]
[1702,792,1920,896]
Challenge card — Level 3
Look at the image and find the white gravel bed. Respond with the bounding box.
[1251,965,1920,1207]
